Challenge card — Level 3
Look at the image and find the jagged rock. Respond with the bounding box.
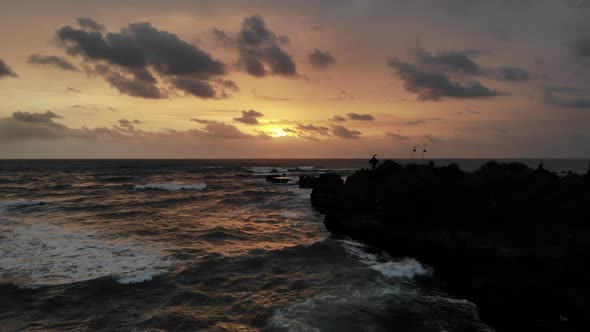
[312,160,590,331]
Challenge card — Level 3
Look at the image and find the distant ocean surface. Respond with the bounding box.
[1,159,588,331]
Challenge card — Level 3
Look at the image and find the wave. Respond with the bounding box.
[0,200,44,208]
[339,239,433,278]
[0,221,171,288]
[134,183,207,191]
[245,167,289,174]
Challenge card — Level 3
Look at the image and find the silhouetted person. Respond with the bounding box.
[369,154,379,169]
[428,161,435,168]
[586,163,590,177]
[537,162,544,170]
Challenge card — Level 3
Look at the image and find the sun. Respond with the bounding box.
[269,127,289,137]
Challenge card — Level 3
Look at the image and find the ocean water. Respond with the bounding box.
[0,159,586,331]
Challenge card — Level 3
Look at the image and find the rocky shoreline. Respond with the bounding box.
[305,161,590,331]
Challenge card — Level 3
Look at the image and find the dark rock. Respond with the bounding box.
[312,161,590,331]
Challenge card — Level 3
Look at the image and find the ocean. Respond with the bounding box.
[1,159,588,331]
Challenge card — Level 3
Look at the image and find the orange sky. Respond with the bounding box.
[1,0,590,158]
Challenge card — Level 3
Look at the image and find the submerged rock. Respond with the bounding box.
[312,161,590,331]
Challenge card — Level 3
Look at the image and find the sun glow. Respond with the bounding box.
[268,127,290,137]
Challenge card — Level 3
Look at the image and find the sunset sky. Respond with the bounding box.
[1,0,590,158]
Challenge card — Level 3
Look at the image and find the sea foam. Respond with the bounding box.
[339,239,433,278]
[0,221,171,288]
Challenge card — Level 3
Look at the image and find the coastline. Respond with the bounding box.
[308,160,590,331]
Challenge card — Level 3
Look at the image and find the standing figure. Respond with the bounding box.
[369,154,379,169]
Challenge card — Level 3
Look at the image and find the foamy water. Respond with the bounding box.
[0,159,500,331]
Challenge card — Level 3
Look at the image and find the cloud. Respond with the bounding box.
[387,58,499,101]
[0,59,17,78]
[346,113,374,121]
[331,125,362,139]
[57,19,229,99]
[118,118,141,130]
[1,111,263,143]
[93,64,164,99]
[27,54,79,71]
[234,109,263,124]
[190,118,214,124]
[496,66,530,81]
[296,124,332,136]
[12,110,62,123]
[211,28,234,47]
[237,15,297,77]
[386,132,410,141]
[172,77,216,98]
[192,121,253,139]
[414,48,483,75]
[0,111,89,142]
[77,17,105,31]
[571,35,590,64]
[330,115,347,122]
[309,49,336,69]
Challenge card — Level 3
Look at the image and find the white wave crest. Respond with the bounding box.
[0,221,171,288]
[134,182,207,191]
[339,239,433,278]
[0,200,44,208]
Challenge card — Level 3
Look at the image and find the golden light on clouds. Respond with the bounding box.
[1,1,590,158]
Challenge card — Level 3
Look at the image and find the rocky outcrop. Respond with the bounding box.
[312,160,590,331]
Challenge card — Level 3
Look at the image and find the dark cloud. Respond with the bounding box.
[388,58,499,101]
[0,59,17,78]
[496,66,530,81]
[93,64,164,99]
[57,19,229,99]
[283,127,298,134]
[27,54,79,71]
[296,124,332,137]
[217,79,239,92]
[571,35,590,64]
[309,49,336,69]
[237,15,297,77]
[172,77,216,98]
[0,111,87,142]
[346,113,374,121]
[234,109,263,124]
[386,132,410,141]
[330,115,347,122]
[190,118,214,124]
[414,48,483,75]
[192,121,253,139]
[77,17,105,31]
[331,125,362,139]
[13,110,63,123]
[211,28,234,47]
[118,118,141,128]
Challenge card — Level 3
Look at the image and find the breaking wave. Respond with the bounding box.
[0,221,171,288]
[339,239,433,278]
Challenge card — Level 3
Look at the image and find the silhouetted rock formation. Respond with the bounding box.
[312,160,590,331]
